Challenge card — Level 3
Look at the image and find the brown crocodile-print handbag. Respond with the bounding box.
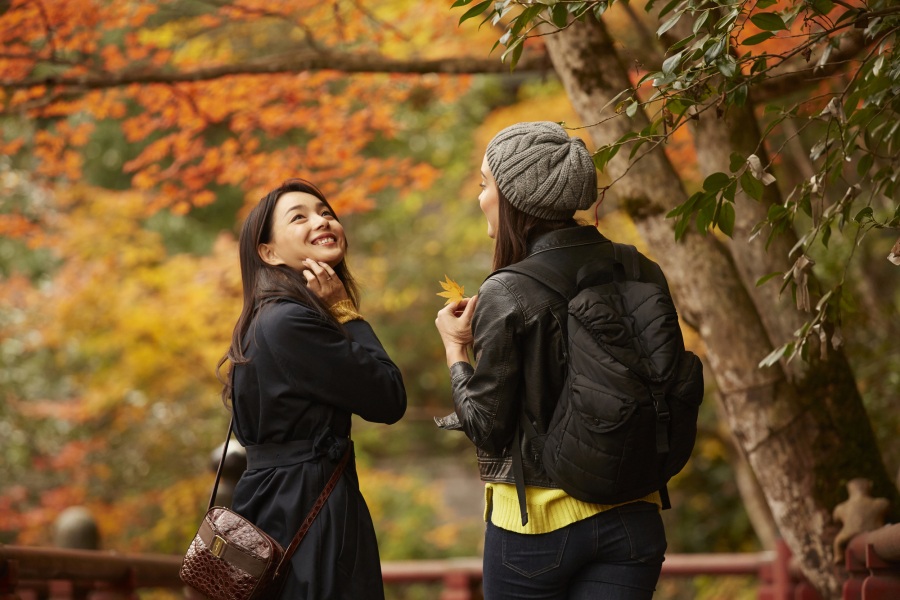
[180,418,349,600]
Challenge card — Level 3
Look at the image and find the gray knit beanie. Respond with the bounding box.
[485,121,597,220]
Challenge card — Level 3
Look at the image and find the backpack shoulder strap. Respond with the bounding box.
[611,245,679,508]
[495,257,575,527]
[612,243,641,280]
[496,258,577,300]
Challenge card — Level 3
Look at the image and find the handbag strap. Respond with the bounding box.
[211,370,352,575]
[207,415,234,511]
[275,442,351,576]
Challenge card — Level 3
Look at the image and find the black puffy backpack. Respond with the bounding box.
[500,244,704,525]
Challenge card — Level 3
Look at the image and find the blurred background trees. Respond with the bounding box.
[1,1,897,598]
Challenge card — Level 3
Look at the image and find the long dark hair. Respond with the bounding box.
[217,178,359,404]
[492,190,578,271]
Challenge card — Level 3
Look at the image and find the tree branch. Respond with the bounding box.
[0,50,550,91]
[754,29,866,102]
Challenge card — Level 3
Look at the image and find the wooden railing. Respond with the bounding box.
[3,533,898,599]
[0,543,782,600]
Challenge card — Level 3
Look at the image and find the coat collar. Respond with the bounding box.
[526,225,608,256]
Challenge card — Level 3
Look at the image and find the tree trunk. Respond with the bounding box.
[542,15,900,598]
[712,394,780,550]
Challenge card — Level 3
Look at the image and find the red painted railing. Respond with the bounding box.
[843,523,900,600]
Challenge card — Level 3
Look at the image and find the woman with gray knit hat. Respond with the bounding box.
[435,121,669,599]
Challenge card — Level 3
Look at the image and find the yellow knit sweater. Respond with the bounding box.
[485,482,661,534]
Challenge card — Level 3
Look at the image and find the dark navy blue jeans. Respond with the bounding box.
[482,501,666,599]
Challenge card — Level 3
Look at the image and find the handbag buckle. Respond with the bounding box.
[210,535,227,558]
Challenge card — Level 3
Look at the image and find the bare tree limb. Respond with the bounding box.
[0,50,550,91]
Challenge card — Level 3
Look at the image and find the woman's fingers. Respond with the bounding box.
[304,259,348,305]
[303,259,335,288]
[304,258,329,280]
[435,296,475,347]
[461,295,478,318]
[452,295,478,317]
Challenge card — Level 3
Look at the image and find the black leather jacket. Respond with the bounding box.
[436,226,668,487]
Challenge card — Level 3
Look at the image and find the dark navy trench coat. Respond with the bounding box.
[230,299,406,599]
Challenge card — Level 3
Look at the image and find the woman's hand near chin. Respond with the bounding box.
[302,258,349,306]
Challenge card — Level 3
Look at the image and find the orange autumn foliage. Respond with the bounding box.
[0,0,501,552]
[735,0,868,68]
[0,0,487,221]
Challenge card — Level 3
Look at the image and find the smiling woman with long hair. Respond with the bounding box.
[218,178,406,599]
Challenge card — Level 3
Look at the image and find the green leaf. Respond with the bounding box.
[717,56,736,78]
[756,0,777,8]
[704,36,727,64]
[853,207,873,223]
[629,138,649,159]
[759,342,792,368]
[626,101,639,117]
[615,130,639,146]
[743,31,774,45]
[718,201,735,237]
[508,39,525,70]
[684,189,704,213]
[810,0,834,16]
[662,50,684,75]
[750,13,786,31]
[657,0,682,19]
[675,213,691,240]
[638,70,659,86]
[756,271,784,287]
[653,71,677,87]
[697,197,716,234]
[751,56,768,74]
[703,171,731,192]
[740,170,764,201]
[856,153,874,177]
[767,204,789,221]
[821,223,832,248]
[669,34,695,52]
[551,4,569,28]
[510,4,542,36]
[500,35,524,64]
[692,10,709,34]
[723,180,737,203]
[714,7,740,30]
[458,0,491,25]
[592,147,614,172]
[729,152,745,172]
[451,0,474,7]
[657,11,683,37]
[731,83,748,107]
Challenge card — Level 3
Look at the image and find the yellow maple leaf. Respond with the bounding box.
[436,275,465,305]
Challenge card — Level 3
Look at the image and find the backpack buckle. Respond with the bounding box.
[652,391,671,421]
[652,391,671,454]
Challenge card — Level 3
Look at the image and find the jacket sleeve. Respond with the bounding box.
[260,302,407,424]
[450,277,524,453]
